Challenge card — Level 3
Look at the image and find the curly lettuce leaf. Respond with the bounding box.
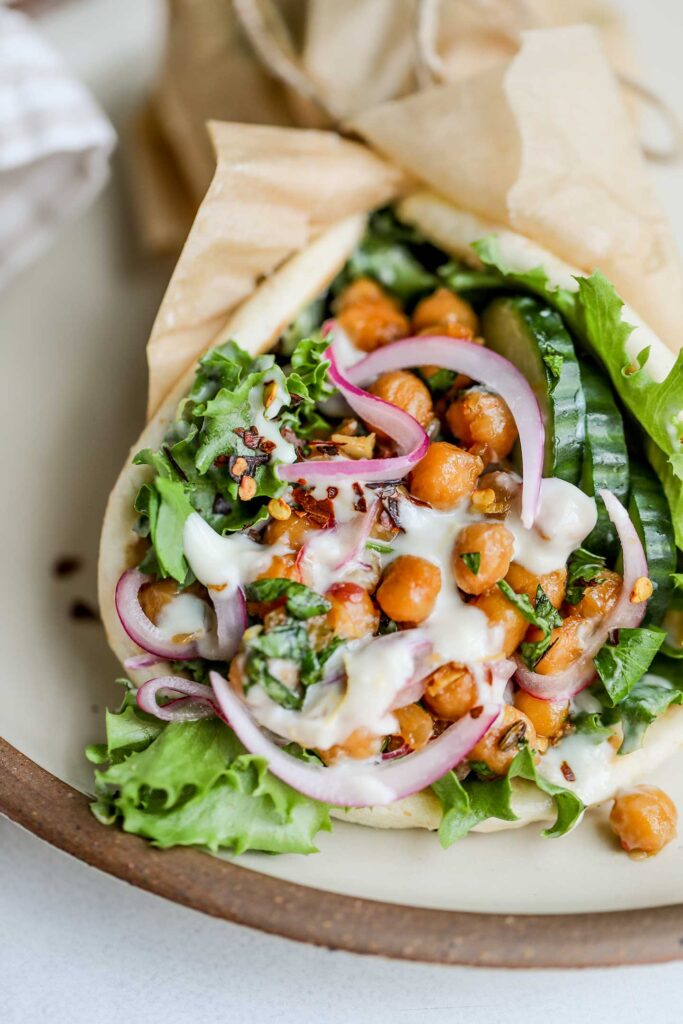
[586,656,683,754]
[431,746,584,847]
[92,712,330,855]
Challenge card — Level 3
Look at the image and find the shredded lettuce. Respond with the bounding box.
[91,703,330,855]
[594,627,666,706]
[472,237,683,548]
[431,746,584,847]
[585,656,683,754]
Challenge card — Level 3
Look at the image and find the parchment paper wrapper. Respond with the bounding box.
[133,0,639,253]
[145,23,683,419]
[302,0,635,119]
[350,25,683,352]
[146,121,407,416]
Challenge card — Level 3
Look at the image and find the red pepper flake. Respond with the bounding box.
[470,705,484,719]
[560,761,576,783]
[214,454,230,467]
[259,438,276,454]
[291,486,336,528]
[352,482,367,513]
[327,486,339,500]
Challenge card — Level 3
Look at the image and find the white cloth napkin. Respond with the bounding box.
[0,6,116,290]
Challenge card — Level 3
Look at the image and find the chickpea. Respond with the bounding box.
[514,690,569,739]
[469,704,537,777]
[376,555,441,624]
[446,390,518,461]
[337,277,387,310]
[264,514,316,550]
[409,441,483,510]
[369,370,434,428]
[325,582,379,640]
[534,616,585,675]
[139,578,180,623]
[572,569,622,619]
[505,562,567,610]
[412,287,479,335]
[318,728,382,765]
[452,522,515,595]
[610,786,677,856]
[394,703,434,751]
[338,300,409,352]
[471,586,528,656]
[255,553,300,583]
[423,663,478,721]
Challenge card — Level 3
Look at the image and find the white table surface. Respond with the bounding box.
[2,1,683,1021]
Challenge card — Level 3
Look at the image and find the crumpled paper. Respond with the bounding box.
[146,121,407,415]
[350,25,683,352]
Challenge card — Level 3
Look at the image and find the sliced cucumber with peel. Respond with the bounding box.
[481,297,585,484]
[580,361,629,558]
[627,463,676,627]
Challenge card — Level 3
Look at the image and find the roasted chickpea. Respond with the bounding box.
[572,569,622,619]
[264,514,316,550]
[369,370,434,428]
[469,704,537,776]
[337,277,387,310]
[338,301,409,352]
[423,663,478,721]
[505,562,567,610]
[394,703,434,751]
[255,553,300,582]
[452,522,515,595]
[446,390,518,461]
[319,728,382,764]
[514,690,569,739]
[471,586,528,656]
[325,582,379,640]
[139,578,180,623]
[412,287,479,335]
[610,786,677,856]
[534,616,586,675]
[376,554,441,624]
[409,442,483,510]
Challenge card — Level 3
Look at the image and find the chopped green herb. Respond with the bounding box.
[565,547,607,605]
[460,551,481,575]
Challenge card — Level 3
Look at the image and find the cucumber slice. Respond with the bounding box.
[628,463,676,626]
[580,361,629,557]
[481,297,585,483]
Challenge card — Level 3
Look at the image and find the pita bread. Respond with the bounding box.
[99,193,683,835]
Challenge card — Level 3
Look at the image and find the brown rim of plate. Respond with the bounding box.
[2,735,683,969]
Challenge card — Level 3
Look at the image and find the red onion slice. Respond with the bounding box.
[115,569,246,663]
[210,670,500,807]
[278,345,429,486]
[136,675,218,722]
[346,334,545,528]
[205,586,247,661]
[116,570,204,661]
[515,489,649,701]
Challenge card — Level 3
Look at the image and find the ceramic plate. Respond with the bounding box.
[3,159,683,969]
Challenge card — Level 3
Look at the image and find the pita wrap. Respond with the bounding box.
[99,191,683,837]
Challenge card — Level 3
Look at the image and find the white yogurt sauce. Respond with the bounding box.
[156,592,210,642]
[390,498,502,664]
[245,632,427,749]
[183,512,287,589]
[540,731,617,806]
[506,478,597,576]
